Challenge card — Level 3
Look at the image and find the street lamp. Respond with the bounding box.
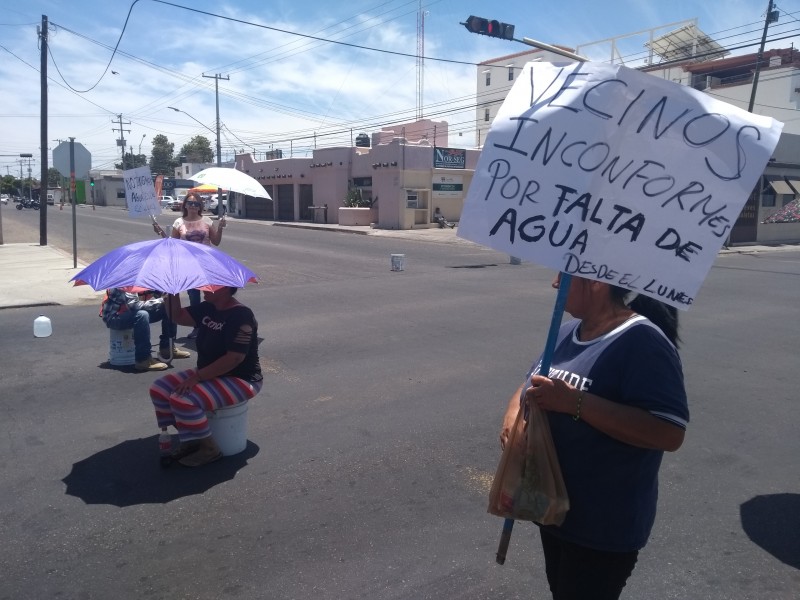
[138,133,147,156]
[167,106,218,163]
[168,105,225,214]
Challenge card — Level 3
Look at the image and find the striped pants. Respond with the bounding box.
[149,369,262,442]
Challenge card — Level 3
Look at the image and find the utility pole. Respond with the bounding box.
[112,114,131,170]
[203,73,229,216]
[39,14,49,245]
[748,0,778,113]
[202,73,229,168]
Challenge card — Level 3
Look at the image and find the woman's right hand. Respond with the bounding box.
[500,419,514,451]
[500,384,524,450]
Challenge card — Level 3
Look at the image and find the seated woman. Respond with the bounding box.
[149,286,262,467]
[432,207,455,229]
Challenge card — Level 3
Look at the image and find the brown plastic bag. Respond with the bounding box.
[488,403,569,525]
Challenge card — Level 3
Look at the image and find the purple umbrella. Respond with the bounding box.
[70,237,259,294]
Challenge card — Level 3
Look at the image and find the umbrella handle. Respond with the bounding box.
[151,214,166,238]
[496,518,514,565]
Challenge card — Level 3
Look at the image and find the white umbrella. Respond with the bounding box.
[190,167,271,199]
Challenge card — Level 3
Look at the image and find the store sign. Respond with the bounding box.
[433,175,464,198]
[433,147,466,169]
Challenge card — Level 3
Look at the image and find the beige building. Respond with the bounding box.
[232,120,480,230]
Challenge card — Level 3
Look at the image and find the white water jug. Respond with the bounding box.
[33,315,52,338]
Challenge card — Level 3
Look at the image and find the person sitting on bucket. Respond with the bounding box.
[100,288,191,371]
[148,286,263,467]
[433,207,455,229]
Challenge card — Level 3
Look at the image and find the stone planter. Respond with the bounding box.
[338,207,377,226]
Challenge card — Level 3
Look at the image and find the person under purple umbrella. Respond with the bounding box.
[100,288,191,371]
[148,286,262,467]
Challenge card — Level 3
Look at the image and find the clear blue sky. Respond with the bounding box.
[0,0,793,174]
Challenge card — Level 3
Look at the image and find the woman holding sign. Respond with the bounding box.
[153,192,226,339]
[499,274,689,600]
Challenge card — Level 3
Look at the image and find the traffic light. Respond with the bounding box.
[90,177,95,187]
[463,15,515,40]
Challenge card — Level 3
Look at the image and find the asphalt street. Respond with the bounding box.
[1,205,799,599]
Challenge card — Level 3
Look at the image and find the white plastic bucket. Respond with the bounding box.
[207,401,249,456]
[109,328,136,366]
[33,315,52,337]
[390,254,405,271]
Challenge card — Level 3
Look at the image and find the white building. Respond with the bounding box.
[475,46,577,147]
[476,31,800,243]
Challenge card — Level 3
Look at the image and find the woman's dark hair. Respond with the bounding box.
[611,286,681,347]
[181,193,204,217]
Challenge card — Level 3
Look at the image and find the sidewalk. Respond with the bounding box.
[0,221,796,310]
[0,242,105,309]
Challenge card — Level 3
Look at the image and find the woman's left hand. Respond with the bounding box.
[175,371,202,395]
[525,375,577,415]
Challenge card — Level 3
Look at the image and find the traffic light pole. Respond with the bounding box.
[520,37,588,62]
[463,14,588,62]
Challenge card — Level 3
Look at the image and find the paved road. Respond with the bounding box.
[1,206,799,599]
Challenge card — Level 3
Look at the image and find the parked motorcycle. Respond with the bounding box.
[16,198,40,210]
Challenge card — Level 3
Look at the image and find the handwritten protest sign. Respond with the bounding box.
[458,62,783,309]
[123,166,161,218]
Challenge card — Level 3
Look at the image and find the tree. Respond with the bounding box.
[116,151,148,170]
[47,167,63,187]
[149,134,176,175]
[178,135,214,164]
[1,175,17,195]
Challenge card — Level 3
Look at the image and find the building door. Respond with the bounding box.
[729,187,758,244]
[299,184,313,221]
[276,184,294,221]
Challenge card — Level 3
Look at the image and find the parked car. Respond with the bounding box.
[46,193,54,205]
[159,195,174,209]
[207,194,228,215]
[0,194,8,205]
[169,197,183,211]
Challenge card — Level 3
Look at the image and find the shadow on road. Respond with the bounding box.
[740,493,800,569]
[62,436,259,506]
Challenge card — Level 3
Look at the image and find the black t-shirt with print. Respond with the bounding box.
[187,302,262,382]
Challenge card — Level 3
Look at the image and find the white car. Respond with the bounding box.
[208,194,228,215]
[159,195,174,209]
[0,194,8,205]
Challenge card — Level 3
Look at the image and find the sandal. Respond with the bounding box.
[171,441,201,461]
[178,437,223,467]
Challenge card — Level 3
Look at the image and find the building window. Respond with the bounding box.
[508,66,514,81]
[485,71,491,86]
[484,108,490,122]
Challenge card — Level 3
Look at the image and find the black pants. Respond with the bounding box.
[540,528,639,600]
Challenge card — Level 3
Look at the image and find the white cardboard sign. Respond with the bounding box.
[123,166,161,218]
[458,62,783,309]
